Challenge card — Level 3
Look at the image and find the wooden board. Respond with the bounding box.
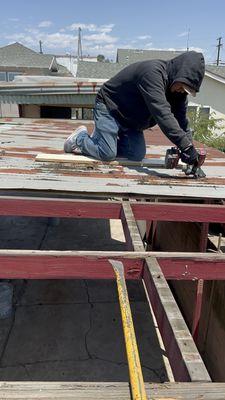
[143,257,211,382]
[35,152,166,167]
[1,381,225,399]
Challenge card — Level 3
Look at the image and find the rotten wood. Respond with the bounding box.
[143,257,210,382]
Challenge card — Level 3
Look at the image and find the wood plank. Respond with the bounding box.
[0,250,224,280]
[0,196,121,219]
[35,152,165,167]
[0,252,143,280]
[143,257,211,382]
[1,196,225,223]
[121,201,145,251]
[132,202,225,223]
[1,174,225,199]
[1,381,225,399]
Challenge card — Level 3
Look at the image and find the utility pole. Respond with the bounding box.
[77,27,83,61]
[186,28,190,51]
[39,40,43,54]
[216,36,222,66]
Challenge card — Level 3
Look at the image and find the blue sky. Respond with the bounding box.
[1,0,225,62]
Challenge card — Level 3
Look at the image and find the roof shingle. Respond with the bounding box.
[0,42,71,76]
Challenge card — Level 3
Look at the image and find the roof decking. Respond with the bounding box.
[0,118,225,199]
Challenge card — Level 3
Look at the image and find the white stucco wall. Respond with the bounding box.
[194,74,225,116]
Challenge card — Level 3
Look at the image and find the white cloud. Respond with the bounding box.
[38,20,53,28]
[5,31,75,50]
[137,35,151,40]
[3,20,119,56]
[178,31,189,37]
[83,32,118,44]
[67,23,114,33]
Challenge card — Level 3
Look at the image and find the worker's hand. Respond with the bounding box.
[180,145,199,165]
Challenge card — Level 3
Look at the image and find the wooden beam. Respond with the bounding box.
[143,257,210,382]
[1,196,225,223]
[131,202,225,223]
[1,381,225,399]
[0,196,121,219]
[35,152,165,167]
[121,202,145,251]
[0,251,143,280]
[192,279,204,341]
[0,250,224,280]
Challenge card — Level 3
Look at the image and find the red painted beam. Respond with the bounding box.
[131,202,225,223]
[0,197,121,219]
[192,279,204,341]
[0,250,224,280]
[0,254,142,280]
[143,258,210,382]
[158,258,225,280]
[1,197,225,223]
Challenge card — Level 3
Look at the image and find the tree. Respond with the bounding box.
[187,108,225,152]
[97,54,105,62]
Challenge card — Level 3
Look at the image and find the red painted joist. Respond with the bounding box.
[143,264,190,381]
[143,258,210,382]
[158,258,225,280]
[0,255,142,279]
[1,197,225,223]
[0,197,121,219]
[132,202,225,223]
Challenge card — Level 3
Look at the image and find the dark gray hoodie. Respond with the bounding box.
[98,51,205,150]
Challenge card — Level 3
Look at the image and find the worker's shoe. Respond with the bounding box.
[64,125,87,153]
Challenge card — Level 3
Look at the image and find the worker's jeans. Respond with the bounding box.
[76,101,146,161]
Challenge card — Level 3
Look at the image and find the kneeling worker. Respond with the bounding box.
[64,51,205,165]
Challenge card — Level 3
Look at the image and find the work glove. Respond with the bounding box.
[180,145,199,165]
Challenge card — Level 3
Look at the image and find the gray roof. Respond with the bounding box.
[0,42,71,76]
[77,49,185,80]
[77,51,225,84]
[206,65,225,80]
[116,48,183,63]
[76,61,124,79]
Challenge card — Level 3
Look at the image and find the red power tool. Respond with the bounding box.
[165,147,206,178]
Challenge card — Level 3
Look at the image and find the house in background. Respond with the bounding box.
[1,44,225,130]
[116,48,183,63]
[0,42,72,118]
[0,42,71,80]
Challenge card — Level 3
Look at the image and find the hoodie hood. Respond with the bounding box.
[167,51,205,92]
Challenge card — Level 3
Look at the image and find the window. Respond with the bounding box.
[7,72,22,82]
[0,72,7,81]
[199,107,210,119]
